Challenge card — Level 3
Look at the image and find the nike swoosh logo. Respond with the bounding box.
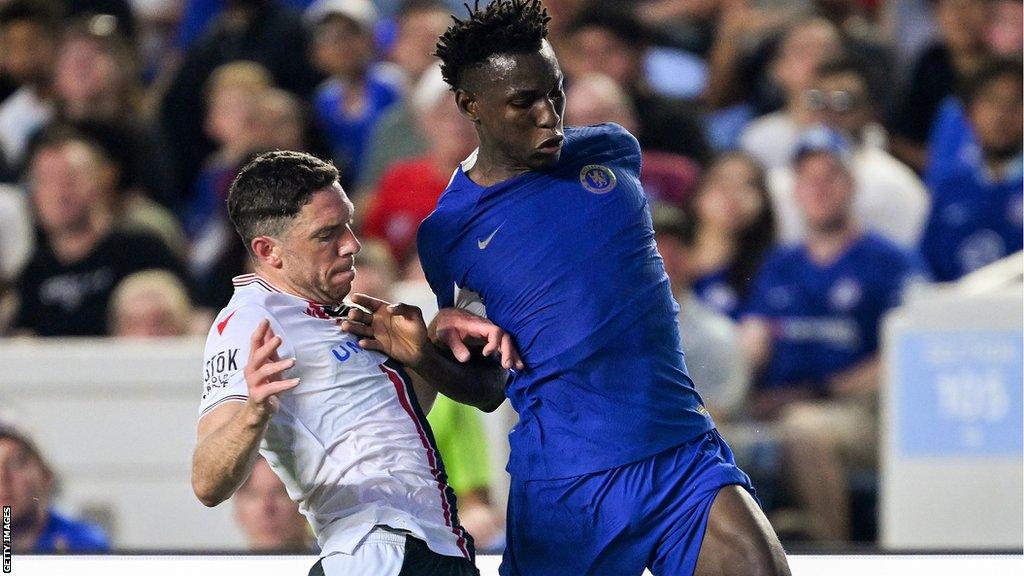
[477,223,504,250]
[216,310,237,335]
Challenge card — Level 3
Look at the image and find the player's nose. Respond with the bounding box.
[536,96,561,128]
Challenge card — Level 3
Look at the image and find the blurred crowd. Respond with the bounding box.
[0,0,1021,551]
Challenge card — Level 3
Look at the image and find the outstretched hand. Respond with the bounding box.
[340,293,431,367]
[244,319,300,420]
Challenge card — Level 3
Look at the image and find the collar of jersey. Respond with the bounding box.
[231,274,349,317]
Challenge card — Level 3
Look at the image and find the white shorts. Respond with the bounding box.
[318,527,407,576]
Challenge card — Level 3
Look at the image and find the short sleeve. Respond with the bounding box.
[417,217,457,309]
[198,304,294,419]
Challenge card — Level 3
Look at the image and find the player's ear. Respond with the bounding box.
[455,89,480,124]
[251,236,283,268]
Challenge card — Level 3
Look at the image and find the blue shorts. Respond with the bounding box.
[500,429,754,576]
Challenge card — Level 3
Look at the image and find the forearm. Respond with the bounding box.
[409,342,507,412]
[827,357,880,398]
[192,404,270,506]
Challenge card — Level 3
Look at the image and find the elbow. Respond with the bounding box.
[192,475,226,508]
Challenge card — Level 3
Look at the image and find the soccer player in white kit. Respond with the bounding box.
[191,151,520,576]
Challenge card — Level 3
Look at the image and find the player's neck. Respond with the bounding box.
[466,148,530,187]
[806,223,859,265]
[254,268,335,305]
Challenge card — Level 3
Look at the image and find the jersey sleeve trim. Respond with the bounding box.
[198,394,249,419]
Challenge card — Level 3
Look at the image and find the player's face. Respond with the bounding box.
[969,75,1023,162]
[0,439,50,529]
[794,153,854,233]
[280,183,361,304]
[465,41,566,171]
[233,459,308,551]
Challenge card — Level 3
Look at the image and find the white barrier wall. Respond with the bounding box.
[0,337,515,550]
[880,286,1023,549]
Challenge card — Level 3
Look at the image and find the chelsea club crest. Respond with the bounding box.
[580,164,617,194]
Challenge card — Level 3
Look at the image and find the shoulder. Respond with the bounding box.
[45,510,109,552]
[856,233,919,270]
[760,243,803,271]
[564,123,641,172]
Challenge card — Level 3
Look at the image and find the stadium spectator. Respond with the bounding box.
[255,87,319,154]
[767,58,929,249]
[651,202,750,422]
[233,456,317,552]
[922,0,1023,189]
[739,16,844,169]
[108,269,197,337]
[185,61,273,310]
[53,17,177,207]
[0,423,109,552]
[306,0,403,189]
[565,9,712,163]
[358,0,452,193]
[565,73,702,208]
[0,0,59,178]
[159,0,319,204]
[362,68,475,264]
[740,125,926,542]
[919,58,1023,282]
[686,152,776,320]
[13,127,186,336]
[889,0,991,172]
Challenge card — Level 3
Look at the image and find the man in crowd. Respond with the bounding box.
[0,423,109,552]
[741,126,926,542]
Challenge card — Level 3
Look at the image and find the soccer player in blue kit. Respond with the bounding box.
[400,1,791,574]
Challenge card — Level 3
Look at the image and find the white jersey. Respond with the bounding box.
[199,274,472,560]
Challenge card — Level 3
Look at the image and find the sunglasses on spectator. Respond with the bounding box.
[803,89,864,113]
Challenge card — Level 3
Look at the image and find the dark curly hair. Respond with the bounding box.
[434,0,551,90]
[227,150,339,255]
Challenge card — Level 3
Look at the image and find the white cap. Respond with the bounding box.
[304,0,379,31]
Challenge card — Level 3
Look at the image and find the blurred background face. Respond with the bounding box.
[936,0,988,52]
[419,97,479,166]
[806,72,872,137]
[654,231,697,292]
[311,16,374,78]
[794,153,854,233]
[112,290,187,337]
[206,85,263,148]
[970,74,1024,161]
[694,156,766,235]
[985,0,1024,55]
[54,36,123,118]
[392,8,449,79]
[565,74,639,134]
[257,90,305,151]
[31,142,111,234]
[233,459,308,551]
[0,19,54,85]
[772,20,842,98]
[0,438,50,529]
[569,26,641,87]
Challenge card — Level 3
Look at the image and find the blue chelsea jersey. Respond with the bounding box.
[418,124,713,480]
[745,233,926,391]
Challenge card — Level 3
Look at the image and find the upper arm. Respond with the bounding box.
[196,399,244,444]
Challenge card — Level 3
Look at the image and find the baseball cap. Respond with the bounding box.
[304,0,379,31]
[792,124,853,168]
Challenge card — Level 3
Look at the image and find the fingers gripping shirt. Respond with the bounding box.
[197,274,472,561]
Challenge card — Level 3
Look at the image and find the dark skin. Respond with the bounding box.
[450,41,792,576]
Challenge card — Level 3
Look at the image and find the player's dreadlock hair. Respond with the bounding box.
[434,0,551,90]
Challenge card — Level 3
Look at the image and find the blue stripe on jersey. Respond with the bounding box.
[418,123,714,480]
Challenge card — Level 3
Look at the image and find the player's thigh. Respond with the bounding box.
[693,485,791,576]
[500,473,647,576]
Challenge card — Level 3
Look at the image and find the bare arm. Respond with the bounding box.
[826,356,880,399]
[191,320,299,507]
[341,295,521,413]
